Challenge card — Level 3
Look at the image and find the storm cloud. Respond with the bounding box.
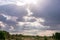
[30,0,60,30]
[0,0,60,35]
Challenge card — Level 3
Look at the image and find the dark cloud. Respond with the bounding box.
[5,20,17,26]
[30,0,60,30]
[0,15,6,22]
[0,4,27,32]
[0,0,60,35]
[0,14,17,32]
[0,4,27,18]
[0,14,17,26]
[17,18,23,22]
[0,4,28,25]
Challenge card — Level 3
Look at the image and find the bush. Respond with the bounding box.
[44,36,47,40]
[53,32,60,40]
[0,30,10,40]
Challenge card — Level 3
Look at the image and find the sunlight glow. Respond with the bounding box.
[16,1,25,6]
[16,0,38,6]
[23,0,37,4]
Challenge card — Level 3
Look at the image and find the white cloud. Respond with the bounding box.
[0,21,6,28]
[0,0,59,36]
[9,26,15,31]
[18,22,25,26]
[38,30,56,36]
[1,14,18,21]
[23,15,45,23]
[26,8,33,16]
[36,18,45,22]
[17,21,50,30]
[10,30,56,36]
[0,0,15,5]
[22,30,55,36]
[22,30,39,35]
[23,16,36,22]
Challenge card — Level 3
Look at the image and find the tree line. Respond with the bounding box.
[0,30,60,40]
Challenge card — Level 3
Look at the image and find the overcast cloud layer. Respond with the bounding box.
[0,0,60,36]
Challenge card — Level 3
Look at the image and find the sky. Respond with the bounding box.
[0,0,60,36]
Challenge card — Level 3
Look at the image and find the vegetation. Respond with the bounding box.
[0,30,60,40]
[53,32,60,40]
[44,36,47,40]
[0,31,10,40]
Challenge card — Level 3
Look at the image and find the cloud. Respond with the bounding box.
[1,14,18,21]
[0,0,60,36]
[0,4,27,16]
[0,14,17,31]
[0,14,6,22]
[0,4,27,21]
[0,21,6,28]
[17,22,49,30]
[10,30,56,36]
[0,0,15,5]
[9,26,15,31]
[0,4,27,32]
[30,0,60,30]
